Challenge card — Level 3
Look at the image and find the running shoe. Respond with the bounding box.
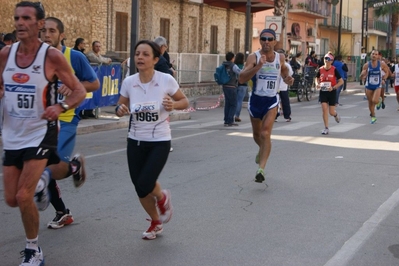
[19,247,44,266]
[170,147,174,152]
[158,189,173,223]
[235,117,241,122]
[321,128,329,135]
[142,220,163,240]
[71,154,86,188]
[255,168,265,183]
[376,97,382,110]
[47,209,74,229]
[255,153,260,164]
[34,175,50,212]
[370,116,377,124]
[381,101,385,109]
[334,113,341,123]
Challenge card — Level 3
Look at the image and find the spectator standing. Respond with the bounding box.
[234,52,247,122]
[153,36,176,77]
[290,55,301,74]
[276,49,293,122]
[115,40,189,240]
[85,41,111,118]
[222,52,241,126]
[332,55,347,106]
[73,37,86,54]
[0,2,86,265]
[86,41,112,65]
[3,33,16,45]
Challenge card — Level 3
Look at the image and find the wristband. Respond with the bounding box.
[115,104,121,113]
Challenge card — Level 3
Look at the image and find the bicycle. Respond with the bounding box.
[289,73,305,102]
[303,66,317,101]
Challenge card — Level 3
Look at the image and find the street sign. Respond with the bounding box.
[372,0,399,7]
[265,16,282,34]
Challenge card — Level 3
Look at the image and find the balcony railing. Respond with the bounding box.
[368,19,388,32]
[288,0,330,18]
[319,13,352,31]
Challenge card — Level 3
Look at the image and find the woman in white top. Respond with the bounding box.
[115,40,188,240]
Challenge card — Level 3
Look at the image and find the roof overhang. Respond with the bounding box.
[203,0,275,13]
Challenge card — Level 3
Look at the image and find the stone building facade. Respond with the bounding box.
[1,0,247,57]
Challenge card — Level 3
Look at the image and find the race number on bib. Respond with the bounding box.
[5,83,38,118]
[369,75,380,85]
[320,82,331,91]
[131,101,160,123]
[255,74,278,96]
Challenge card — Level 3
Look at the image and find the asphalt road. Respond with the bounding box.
[1,90,399,266]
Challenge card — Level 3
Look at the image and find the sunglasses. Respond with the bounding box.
[260,36,275,42]
[324,57,332,61]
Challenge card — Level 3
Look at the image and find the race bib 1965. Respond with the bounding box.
[131,101,160,123]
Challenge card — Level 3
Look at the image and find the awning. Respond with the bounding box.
[308,42,316,47]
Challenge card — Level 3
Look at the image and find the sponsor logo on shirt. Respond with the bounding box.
[12,73,30,83]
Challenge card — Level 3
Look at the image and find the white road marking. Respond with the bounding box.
[324,188,399,266]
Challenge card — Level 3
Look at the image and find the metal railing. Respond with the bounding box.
[319,13,352,31]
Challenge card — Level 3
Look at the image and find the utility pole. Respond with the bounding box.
[129,0,139,75]
[337,0,343,55]
[245,0,251,60]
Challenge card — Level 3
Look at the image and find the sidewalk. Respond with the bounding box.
[77,82,365,135]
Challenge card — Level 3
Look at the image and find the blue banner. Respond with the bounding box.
[79,63,122,110]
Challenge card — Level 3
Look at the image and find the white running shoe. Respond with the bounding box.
[158,189,173,223]
[19,247,44,266]
[142,220,163,240]
[47,209,74,229]
[321,128,329,135]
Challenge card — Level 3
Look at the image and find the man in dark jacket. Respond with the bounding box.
[222,52,241,126]
[153,36,176,76]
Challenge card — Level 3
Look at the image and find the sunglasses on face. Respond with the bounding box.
[260,36,275,42]
[324,57,332,61]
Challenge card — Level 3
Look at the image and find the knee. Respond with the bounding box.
[259,130,271,140]
[5,195,18,207]
[15,188,32,207]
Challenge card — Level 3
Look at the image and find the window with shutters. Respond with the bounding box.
[160,18,170,41]
[210,25,218,54]
[234,29,240,53]
[115,12,128,52]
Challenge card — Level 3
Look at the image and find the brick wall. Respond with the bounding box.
[1,0,246,56]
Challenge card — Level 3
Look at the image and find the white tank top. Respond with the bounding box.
[2,42,58,150]
[253,51,281,97]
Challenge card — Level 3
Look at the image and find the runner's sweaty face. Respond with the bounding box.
[260,33,275,53]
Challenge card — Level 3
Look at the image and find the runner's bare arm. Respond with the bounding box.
[167,89,189,111]
[115,95,130,117]
[360,62,368,79]
[46,47,86,109]
[381,62,390,80]
[0,46,11,99]
[238,53,263,84]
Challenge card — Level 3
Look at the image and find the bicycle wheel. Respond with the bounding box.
[297,84,305,102]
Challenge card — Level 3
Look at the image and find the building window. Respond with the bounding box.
[210,25,218,54]
[115,12,128,52]
[290,45,298,56]
[234,29,240,54]
[160,18,170,41]
[320,38,329,56]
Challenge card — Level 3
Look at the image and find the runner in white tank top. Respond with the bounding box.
[0,3,86,265]
[238,28,293,185]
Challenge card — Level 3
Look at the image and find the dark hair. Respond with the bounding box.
[3,33,16,43]
[226,51,234,61]
[234,52,244,65]
[45,17,64,33]
[335,54,342,61]
[134,40,161,59]
[74,37,84,49]
[92,41,100,48]
[310,51,315,56]
[16,1,45,20]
